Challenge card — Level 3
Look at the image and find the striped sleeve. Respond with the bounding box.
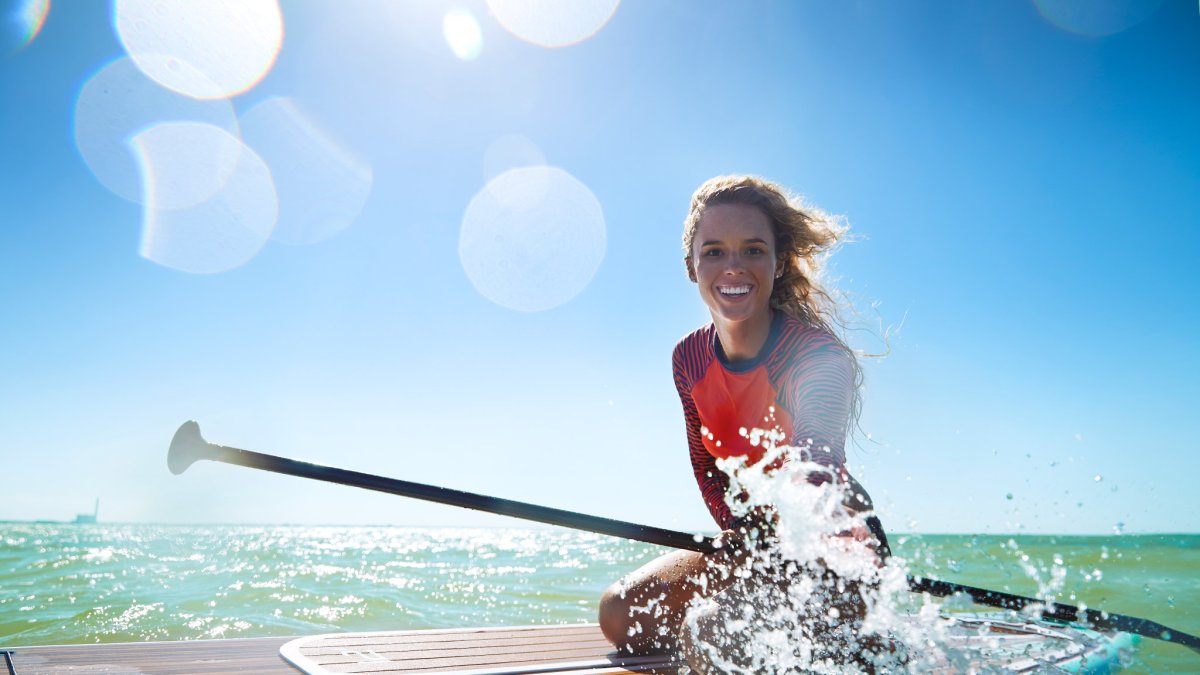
[673,338,734,530]
[783,334,854,484]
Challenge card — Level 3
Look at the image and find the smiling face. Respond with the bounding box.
[690,203,779,328]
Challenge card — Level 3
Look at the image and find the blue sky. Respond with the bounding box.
[1,1,1197,535]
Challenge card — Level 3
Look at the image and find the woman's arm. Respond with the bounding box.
[785,339,874,514]
[841,472,874,514]
[674,346,736,530]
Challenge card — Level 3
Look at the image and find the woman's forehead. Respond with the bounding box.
[695,203,773,242]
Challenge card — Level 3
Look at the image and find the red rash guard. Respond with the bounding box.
[673,311,855,530]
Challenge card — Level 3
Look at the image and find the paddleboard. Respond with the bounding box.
[279,614,1137,674]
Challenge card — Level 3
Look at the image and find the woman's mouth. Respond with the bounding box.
[718,285,752,297]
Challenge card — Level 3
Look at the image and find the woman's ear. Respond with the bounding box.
[685,256,698,282]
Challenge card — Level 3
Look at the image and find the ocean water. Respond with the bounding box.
[0,524,1195,672]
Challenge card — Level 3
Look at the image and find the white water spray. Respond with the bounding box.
[678,431,951,673]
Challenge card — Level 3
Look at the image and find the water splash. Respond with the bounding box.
[677,435,946,673]
[672,430,1146,673]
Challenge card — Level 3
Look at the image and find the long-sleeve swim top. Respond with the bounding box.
[672,310,855,530]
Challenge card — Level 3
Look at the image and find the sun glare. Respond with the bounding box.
[113,0,283,100]
[133,122,278,274]
[74,57,239,206]
[443,9,483,61]
[239,97,374,246]
[2,0,50,54]
[1032,0,1166,37]
[482,134,545,184]
[459,166,606,312]
[485,0,619,48]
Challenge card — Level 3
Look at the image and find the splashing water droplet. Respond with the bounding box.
[1093,474,1102,482]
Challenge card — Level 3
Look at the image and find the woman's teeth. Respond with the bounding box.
[719,286,751,296]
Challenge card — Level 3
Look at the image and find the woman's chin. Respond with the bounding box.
[710,302,767,325]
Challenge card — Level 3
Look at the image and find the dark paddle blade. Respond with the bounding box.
[168,420,1200,655]
[906,575,1199,653]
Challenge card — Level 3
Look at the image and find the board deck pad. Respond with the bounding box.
[280,624,679,675]
[280,616,1136,674]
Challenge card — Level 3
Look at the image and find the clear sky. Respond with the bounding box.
[1,1,1197,535]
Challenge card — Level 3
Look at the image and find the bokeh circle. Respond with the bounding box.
[460,166,606,312]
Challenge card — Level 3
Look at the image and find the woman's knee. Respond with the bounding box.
[597,550,715,652]
[597,582,631,646]
[598,578,673,654]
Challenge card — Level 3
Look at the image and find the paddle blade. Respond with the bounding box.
[168,420,211,475]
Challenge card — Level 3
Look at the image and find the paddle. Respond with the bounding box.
[168,420,1200,654]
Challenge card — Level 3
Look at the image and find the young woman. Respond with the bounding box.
[597,175,889,670]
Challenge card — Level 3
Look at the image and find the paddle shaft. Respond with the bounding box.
[195,440,714,554]
[907,576,1198,652]
[177,431,1200,655]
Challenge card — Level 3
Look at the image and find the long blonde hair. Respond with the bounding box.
[682,175,864,431]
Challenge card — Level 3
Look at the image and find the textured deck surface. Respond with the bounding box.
[2,617,1133,674]
[3,636,296,674]
[280,625,679,675]
[0,628,669,675]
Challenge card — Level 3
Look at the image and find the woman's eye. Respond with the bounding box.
[746,247,764,255]
[703,249,722,257]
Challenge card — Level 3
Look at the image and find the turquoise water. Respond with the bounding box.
[1,524,1195,672]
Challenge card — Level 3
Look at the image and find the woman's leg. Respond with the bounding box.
[678,562,883,675]
[597,544,745,654]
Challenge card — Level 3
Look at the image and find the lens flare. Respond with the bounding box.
[113,0,283,100]
[128,119,243,212]
[482,134,545,184]
[133,122,277,274]
[485,0,619,48]
[1032,0,1165,37]
[443,9,483,61]
[239,97,373,246]
[74,57,238,205]
[459,166,606,312]
[1,0,49,53]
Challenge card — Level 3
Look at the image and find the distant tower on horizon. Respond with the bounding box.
[73,497,99,524]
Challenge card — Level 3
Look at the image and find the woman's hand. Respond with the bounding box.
[729,505,778,548]
[832,521,885,567]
